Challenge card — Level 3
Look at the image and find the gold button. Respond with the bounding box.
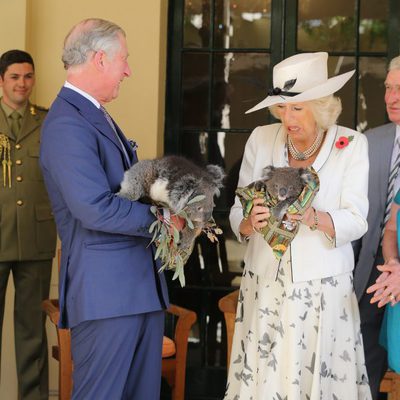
[15,159,22,165]
[16,200,23,206]
[16,176,23,182]
[15,144,21,150]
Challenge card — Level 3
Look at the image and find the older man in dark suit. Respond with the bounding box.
[354,54,400,400]
[40,19,171,400]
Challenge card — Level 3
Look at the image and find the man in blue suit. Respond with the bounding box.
[40,18,169,399]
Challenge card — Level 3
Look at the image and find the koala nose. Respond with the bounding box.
[279,187,287,198]
[204,210,212,221]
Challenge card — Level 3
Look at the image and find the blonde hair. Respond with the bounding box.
[269,95,342,131]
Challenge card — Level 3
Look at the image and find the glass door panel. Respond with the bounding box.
[359,0,389,52]
[297,0,357,52]
[211,52,271,129]
[214,0,272,48]
[184,0,211,48]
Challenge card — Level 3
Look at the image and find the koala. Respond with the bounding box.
[118,155,224,248]
[250,166,314,220]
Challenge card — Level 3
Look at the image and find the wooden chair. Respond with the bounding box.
[218,289,400,400]
[43,299,196,400]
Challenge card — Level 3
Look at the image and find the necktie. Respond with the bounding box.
[382,139,400,236]
[100,106,131,165]
[10,110,22,137]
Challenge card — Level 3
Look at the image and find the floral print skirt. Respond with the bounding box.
[224,259,372,400]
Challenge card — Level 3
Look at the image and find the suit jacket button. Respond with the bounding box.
[16,200,23,206]
[16,176,23,182]
[15,159,22,165]
[15,144,21,150]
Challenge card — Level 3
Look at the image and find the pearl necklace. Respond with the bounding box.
[287,129,324,161]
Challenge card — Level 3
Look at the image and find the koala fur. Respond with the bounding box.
[118,155,224,248]
[250,166,314,220]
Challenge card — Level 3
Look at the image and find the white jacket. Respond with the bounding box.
[230,123,369,282]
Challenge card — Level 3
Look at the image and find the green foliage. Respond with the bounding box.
[149,196,222,287]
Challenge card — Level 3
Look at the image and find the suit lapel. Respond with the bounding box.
[271,125,287,167]
[58,87,135,168]
[377,125,396,214]
[312,125,337,172]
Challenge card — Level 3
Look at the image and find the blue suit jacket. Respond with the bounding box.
[40,87,169,328]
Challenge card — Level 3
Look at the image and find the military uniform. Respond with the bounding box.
[0,100,56,400]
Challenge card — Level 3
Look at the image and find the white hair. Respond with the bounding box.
[62,18,125,69]
[389,55,400,72]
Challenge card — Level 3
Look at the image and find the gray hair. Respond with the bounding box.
[62,18,125,69]
[269,95,342,131]
[389,55,400,72]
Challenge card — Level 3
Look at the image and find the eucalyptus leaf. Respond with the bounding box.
[154,243,162,260]
[149,220,158,234]
[186,218,194,229]
[187,195,206,205]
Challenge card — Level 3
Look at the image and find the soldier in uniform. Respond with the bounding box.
[0,50,56,399]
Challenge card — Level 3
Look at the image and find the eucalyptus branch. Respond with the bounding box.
[148,197,222,287]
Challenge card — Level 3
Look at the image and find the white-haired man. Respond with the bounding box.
[354,55,400,399]
[40,19,169,399]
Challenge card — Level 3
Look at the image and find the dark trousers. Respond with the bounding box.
[0,260,52,400]
[359,250,388,400]
[71,311,165,400]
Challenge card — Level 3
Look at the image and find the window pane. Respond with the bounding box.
[214,0,272,48]
[182,53,210,128]
[327,56,356,128]
[184,0,211,48]
[180,131,251,210]
[359,0,388,52]
[211,52,271,129]
[297,0,356,52]
[358,57,387,131]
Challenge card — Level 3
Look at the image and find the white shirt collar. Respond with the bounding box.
[64,81,100,109]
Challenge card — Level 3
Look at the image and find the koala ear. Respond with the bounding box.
[252,179,267,192]
[262,165,275,180]
[299,168,314,184]
[206,165,225,188]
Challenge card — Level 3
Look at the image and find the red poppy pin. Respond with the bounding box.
[335,135,354,149]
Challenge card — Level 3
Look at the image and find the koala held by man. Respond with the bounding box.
[250,166,314,220]
[118,155,224,248]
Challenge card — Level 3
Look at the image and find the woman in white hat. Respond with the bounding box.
[226,52,372,399]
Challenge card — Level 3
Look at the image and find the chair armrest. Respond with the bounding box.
[166,304,197,346]
[218,289,239,367]
[42,299,60,326]
[218,289,239,314]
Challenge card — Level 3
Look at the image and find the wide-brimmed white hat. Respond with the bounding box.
[245,52,355,114]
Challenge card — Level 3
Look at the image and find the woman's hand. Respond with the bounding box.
[289,206,314,227]
[367,259,400,307]
[239,197,270,237]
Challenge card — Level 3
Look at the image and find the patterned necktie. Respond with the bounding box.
[382,139,400,236]
[10,110,22,137]
[100,106,130,165]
